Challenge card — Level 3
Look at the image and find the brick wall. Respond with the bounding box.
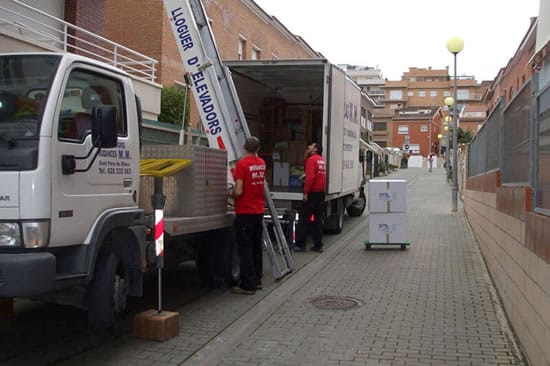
[65,0,105,55]
[465,175,550,366]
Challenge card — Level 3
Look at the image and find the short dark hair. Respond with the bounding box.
[244,136,260,153]
[310,141,322,154]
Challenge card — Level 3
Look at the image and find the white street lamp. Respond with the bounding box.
[446,37,463,212]
[443,101,453,180]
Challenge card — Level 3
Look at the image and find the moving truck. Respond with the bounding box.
[225,59,367,233]
[0,52,237,329]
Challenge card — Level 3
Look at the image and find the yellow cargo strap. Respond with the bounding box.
[140,159,192,177]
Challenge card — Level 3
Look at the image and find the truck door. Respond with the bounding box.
[326,65,345,195]
[50,65,136,247]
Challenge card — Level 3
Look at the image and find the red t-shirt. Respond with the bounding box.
[304,153,326,195]
[233,155,266,214]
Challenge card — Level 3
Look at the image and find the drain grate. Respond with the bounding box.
[309,295,362,311]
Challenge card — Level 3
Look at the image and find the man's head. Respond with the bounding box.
[244,136,260,153]
[306,141,322,156]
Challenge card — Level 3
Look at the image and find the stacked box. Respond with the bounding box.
[368,180,407,244]
[368,179,407,213]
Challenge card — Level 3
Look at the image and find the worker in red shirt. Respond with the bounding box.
[295,141,326,253]
[229,136,266,295]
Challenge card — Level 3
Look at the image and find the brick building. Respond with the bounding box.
[390,106,443,156]
[376,67,485,155]
[482,17,537,113]
[65,0,321,129]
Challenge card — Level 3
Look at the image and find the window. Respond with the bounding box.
[418,91,426,97]
[420,125,428,132]
[238,36,247,60]
[408,91,414,96]
[457,89,470,100]
[398,125,409,134]
[430,90,437,97]
[58,69,126,141]
[389,90,403,100]
[373,122,386,131]
[444,90,451,97]
[251,45,261,60]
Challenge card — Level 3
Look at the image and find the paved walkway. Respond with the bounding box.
[188,167,524,366]
[49,167,524,366]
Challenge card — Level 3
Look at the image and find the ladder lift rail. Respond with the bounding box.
[163,0,294,278]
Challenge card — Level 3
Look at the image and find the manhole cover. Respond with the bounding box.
[309,295,362,311]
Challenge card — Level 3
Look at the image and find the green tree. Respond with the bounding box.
[158,86,190,127]
[458,127,473,144]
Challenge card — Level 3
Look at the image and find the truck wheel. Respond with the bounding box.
[197,242,215,286]
[324,198,344,234]
[88,252,128,331]
[346,191,366,217]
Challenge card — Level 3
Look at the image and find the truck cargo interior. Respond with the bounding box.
[227,61,327,193]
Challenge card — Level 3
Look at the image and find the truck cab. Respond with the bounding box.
[0,52,146,327]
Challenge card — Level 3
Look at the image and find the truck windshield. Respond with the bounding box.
[0,54,60,170]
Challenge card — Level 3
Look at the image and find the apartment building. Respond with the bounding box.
[104,0,321,128]
[340,64,386,105]
[376,67,486,155]
[482,17,537,113]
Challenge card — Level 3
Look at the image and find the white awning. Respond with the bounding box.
[370,141,387,155]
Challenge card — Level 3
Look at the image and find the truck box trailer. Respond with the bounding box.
[225,59,367,233]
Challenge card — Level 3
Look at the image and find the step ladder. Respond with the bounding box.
[163,0,295,278]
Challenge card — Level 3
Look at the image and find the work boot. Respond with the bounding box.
[230,286,255,295]
[293,245,305,252]
[311,246,324,253]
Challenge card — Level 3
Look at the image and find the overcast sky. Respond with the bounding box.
[252,0,541,81]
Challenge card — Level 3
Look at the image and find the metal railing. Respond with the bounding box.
[466,76,550,214]
[0,0,157,82]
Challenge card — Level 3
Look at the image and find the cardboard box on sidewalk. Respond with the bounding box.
[133,309,179,341]
[368,213,407,243]
[368,179,407,213]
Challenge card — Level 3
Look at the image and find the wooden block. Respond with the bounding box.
[0,298,14,319]
[133,309,179,341]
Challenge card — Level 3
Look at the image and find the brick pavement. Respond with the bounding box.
[48,167,525,366]
[193,167,525,366]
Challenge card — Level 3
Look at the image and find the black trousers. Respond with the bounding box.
[235,214,263,291]
[296,191,325,248]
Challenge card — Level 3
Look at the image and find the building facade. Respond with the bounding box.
[59,0,322,128]
[377,67,485,156]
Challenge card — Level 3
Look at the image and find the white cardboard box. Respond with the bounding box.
[368,212,407,243]
[368,179,407,213]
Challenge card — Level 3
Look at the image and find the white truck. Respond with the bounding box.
[224,59,367,233]
[0,52,237,329]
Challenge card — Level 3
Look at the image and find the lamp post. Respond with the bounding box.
[446,36,464,212]
[443,112,453,177]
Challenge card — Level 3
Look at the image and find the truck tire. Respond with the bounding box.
[197,229,239,288]
[196,241,215,286]
[346,191,366,217]
[87,251,128,331]
[324,198,344,234]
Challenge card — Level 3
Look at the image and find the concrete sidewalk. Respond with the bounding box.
[190,167,524,366]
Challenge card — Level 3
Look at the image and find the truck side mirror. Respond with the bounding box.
[91,105,117,149]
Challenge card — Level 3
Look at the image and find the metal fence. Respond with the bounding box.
[0,0,158,81]
[467,75,550,214]
[502,82,531,184]
[468,99,501,177]
[536,83,550,213]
